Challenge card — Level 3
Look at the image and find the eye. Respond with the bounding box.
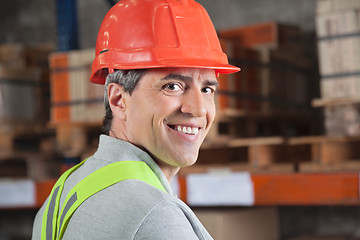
[202,87,215,95]
[163,83,183,92]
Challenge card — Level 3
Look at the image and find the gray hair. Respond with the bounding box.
[102,69,147,135]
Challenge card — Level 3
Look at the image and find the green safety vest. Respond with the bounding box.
[41,160,167,240]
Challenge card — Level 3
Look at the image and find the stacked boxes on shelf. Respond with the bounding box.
[0,65,41,124]
[49,48,104,125]
[218,21,316,113]
[207,22,318,140]
[0,44,53,152]
[316,0,360,135]
[317,0,360,99]
[0,43,58,180]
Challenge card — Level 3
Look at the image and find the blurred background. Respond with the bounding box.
[1,0,360,239]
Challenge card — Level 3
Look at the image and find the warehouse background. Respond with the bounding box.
[1,0,360,240]
[0,0,316,46]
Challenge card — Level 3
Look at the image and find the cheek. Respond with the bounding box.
[153,95,182,117]
[206,99,216,124]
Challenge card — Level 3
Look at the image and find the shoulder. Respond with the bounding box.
[133,196,213,240]
[62,179,174,239]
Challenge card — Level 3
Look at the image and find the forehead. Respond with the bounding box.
[144,68,217,81]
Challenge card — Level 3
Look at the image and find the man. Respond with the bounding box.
[32,0,239,239]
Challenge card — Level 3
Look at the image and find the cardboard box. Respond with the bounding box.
[219,22,302,49]
[0,65,42,122]
[324,104,360,136]
[317,0,360,15]
[218,22,314,113]
[218,39,260,112]
[316,5,360,99]
[0,44,26,68]
[194,207,279,240]
[49,48,104,124]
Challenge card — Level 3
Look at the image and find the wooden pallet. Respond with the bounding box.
[0,122,60,180]
[207,108,321,140]
[0,151,61,180]
[195,135,360,173]
[0,122,53,152]
[288,136,360,172]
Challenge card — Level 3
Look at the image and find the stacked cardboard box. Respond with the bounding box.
[218,22,315,113]
[0,66,41,123]
[316,0,360,136]
[0,44,25,68]
[49,48,104,124]
[317,0,360,99]
[0,44,53,127]
[0,43,55,179]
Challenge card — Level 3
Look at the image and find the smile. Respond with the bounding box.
[168,125,200,135]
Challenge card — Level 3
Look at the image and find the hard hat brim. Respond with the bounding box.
[90,53,240,84]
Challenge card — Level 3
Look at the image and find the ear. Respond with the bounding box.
[108,83,128,120]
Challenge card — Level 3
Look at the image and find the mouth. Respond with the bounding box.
[167,124,200,135]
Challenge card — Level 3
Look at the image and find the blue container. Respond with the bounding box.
[56,0,79,51]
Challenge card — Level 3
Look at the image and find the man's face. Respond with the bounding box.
[123,68,217,168]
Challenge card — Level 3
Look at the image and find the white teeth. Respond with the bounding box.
[174,125,199,135]
[182,126,187,133]
[193,128,199,135]
[187,127,191,133]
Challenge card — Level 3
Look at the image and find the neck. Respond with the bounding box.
[109,130,180,183]
[158,165,180,183]
[110,128,181,183]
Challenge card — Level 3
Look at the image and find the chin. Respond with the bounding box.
[175,152,199,167]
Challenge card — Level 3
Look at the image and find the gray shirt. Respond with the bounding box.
[32,135,213,240]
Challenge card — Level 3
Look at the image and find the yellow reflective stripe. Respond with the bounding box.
[41,160,87,240]
[57,161,166,240]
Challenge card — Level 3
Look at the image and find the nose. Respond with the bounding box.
[180,88,206,117]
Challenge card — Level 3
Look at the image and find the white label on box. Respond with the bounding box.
[0,179,36,208]
[187,172,254,206]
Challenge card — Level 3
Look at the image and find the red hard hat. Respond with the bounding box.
[90,0,240,84]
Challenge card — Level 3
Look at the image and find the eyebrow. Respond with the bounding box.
[161,73,219,87]
[161,73,192,82]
